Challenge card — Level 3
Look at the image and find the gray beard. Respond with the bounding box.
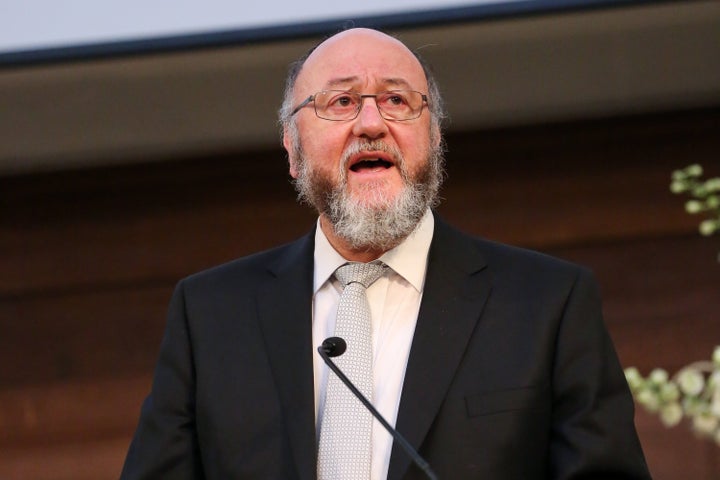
[292,139,445,252]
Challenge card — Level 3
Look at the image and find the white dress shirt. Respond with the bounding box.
[312,209,434,480]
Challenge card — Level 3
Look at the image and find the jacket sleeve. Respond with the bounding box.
[549,268,651,479]
[120,280,205,479]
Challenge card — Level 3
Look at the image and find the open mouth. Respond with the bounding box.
[350,158,394,172]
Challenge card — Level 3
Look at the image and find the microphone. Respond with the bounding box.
[318,337,438,480]
[319,336,346,357]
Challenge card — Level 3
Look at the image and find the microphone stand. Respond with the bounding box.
[318,344,439,480]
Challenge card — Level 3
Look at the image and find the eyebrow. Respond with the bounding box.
[323,76,415,91]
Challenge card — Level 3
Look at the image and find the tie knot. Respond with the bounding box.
[335,262,387,289]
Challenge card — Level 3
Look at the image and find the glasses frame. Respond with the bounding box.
[290,90,429,122]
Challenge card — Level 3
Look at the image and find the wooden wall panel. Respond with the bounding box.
[0,437,131,480]
[1,109,719,479]
[551,234,720,372]
[635,409,720,480]
[0,287,169,384]
[0,157,315,297]
[0,376,148,447]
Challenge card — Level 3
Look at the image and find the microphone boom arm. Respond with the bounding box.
[317,345,438,480]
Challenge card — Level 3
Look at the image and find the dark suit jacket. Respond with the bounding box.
[121,216,650,479]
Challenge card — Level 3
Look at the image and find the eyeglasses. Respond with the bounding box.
[290,90,428,121]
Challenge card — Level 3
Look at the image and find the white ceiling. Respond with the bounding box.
[0,0,521,53]
[0,0,718,175]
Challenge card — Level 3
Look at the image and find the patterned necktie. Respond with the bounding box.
[318,261,387,480]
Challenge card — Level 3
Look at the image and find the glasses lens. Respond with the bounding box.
[376,91,424,120]
[314,91,361,120]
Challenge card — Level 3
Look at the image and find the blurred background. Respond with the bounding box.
[1,0,719,478]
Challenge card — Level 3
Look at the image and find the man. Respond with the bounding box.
[121,28,650,479]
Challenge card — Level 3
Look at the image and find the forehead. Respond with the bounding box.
[295,29,428,93]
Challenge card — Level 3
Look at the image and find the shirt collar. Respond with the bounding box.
[313,209,434,294]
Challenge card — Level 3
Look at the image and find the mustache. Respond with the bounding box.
[338,140,407,184]
[340,140,404,170]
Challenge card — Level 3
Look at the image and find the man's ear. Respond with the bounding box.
[431,123,442,150]
[283,128,299,179]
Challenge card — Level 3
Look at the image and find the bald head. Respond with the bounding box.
[296,29,425,93]
[279,28,445,134]
[301,28,418,69]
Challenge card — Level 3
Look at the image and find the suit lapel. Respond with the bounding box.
[388,218,492,480]
[255,231,317,480]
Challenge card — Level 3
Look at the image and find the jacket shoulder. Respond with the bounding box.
[178,231,314,292]
[434,217,592,281]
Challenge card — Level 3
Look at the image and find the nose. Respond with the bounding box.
[351,97,388,139]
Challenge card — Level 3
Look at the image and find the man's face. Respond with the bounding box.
[284,28,440,213]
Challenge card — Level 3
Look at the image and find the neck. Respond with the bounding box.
[319,215,396,263]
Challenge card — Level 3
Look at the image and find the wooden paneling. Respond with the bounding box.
[552,235,720,372]
[0,287,169,384]
[0,437,132,480]
[1,109,719,479]
[0,153,315,297]
[635,409,720,480]
[0,376,148,448]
